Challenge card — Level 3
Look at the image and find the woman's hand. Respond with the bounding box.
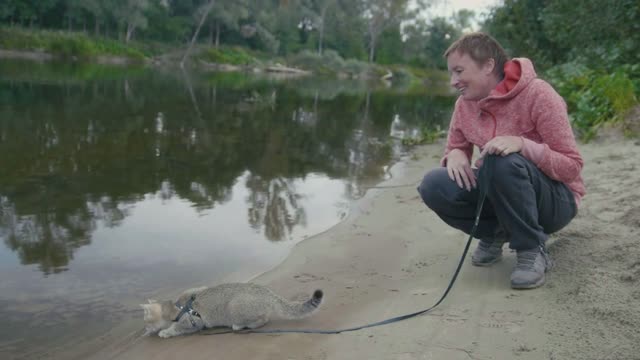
[446,149,476,191]
[479,136,524,158]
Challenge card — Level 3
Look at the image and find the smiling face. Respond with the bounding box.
[447,50,499,101]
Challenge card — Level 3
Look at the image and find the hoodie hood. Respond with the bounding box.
[485,58,537,102]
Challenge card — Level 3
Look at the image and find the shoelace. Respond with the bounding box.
[514,250,541,270]
[478,239,503,252]
[516,249,550,270]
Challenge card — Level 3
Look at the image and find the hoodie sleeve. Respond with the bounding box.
[441,99,474,167]
[526,80,583,183]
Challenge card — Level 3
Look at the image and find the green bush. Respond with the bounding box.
[288,50,343,75]
[47,35,93,59]
[288,50,379,78]
[546,63,638,140]
[401,125,446,146]
[199,46,257,65]
[0,27,146,61]
[342,58,369,77]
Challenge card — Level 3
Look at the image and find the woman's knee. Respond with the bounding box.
[417,167,450,209]
[490,154,530,186]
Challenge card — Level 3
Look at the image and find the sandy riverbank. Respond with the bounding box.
[89,136,640,360]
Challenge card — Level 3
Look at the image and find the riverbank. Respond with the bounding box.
[0,27,434,83]
[80,133,640,360]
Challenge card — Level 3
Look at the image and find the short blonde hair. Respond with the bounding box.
[444,32,509,78]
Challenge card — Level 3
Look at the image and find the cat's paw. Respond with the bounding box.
[158,329,175,338]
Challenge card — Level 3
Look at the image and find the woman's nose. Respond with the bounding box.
[449,74,458,87]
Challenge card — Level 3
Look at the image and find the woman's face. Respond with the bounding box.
[447,51,496,101]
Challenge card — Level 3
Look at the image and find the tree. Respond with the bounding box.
[64,0,87,32]
[482,0,561,69]
[541,0,640,68]
[110,0,151,43]
[309,0,337,55]
[181,0,215,67]
[205,0,250,48]
[10,0,59,27]
[0,0,19,25]
[325,0,367,60]
[361,0,408,63]
[450,8,475,32]
[80,0,106,36]
[360,0,430,63]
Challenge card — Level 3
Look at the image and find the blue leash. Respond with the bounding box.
[204,156,495,335]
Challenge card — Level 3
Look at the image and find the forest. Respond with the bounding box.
[0,0,638,137]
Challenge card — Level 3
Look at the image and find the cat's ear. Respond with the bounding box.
[147,299,157,304]
[140,304,151,318]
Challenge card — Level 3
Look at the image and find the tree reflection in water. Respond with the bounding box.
[0,60,453,275]
[246,175,306,242]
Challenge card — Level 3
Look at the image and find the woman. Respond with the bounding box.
[418,32,585,289]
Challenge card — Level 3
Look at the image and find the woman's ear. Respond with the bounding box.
[484,58,496,75]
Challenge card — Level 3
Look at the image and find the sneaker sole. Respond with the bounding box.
[511,274,546,289]
[471,254,503,267]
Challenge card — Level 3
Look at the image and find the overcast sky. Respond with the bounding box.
[421,0,502,29]
[430,0,500,17]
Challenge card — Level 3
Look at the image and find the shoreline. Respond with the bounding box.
[0,49,311,76]
[61,138,640,359]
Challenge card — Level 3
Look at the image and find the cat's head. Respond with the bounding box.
[140,299,178,336]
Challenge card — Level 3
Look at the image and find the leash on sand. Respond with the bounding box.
[202,156,496,336]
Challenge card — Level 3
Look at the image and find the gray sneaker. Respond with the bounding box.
[510,247,552,289]
[471,239,505,266]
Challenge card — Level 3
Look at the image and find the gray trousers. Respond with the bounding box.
[417,154,577,251]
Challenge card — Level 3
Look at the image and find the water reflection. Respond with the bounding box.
[0,59,453,358]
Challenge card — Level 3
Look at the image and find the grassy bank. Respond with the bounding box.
[0,27,149,61]
[545,63,639,140]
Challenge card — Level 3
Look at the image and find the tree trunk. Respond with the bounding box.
[318,24,325,55]
[181,0,216,68]
[318,6,329,55]
[369,34,376,63]
[126,23,136,43]
[215,22,220,49]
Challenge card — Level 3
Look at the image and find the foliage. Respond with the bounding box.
[342,58,372,78]
[401,124,445,146]
[545,63,638,140]
[0,0,469,69]
[401,9,474,70]
[422,17,460,69]
[374,26,404,65]
[288,49,373,77]
[198,45,257,65]
[483,0,640,138]
[482,0,562,69]
[360,0,416,63]
[0,27,146,60]
[540,0,640,70]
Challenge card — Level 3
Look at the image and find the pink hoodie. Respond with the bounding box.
[442,58,586,205]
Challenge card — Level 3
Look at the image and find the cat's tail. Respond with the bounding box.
[276,289,323,320]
